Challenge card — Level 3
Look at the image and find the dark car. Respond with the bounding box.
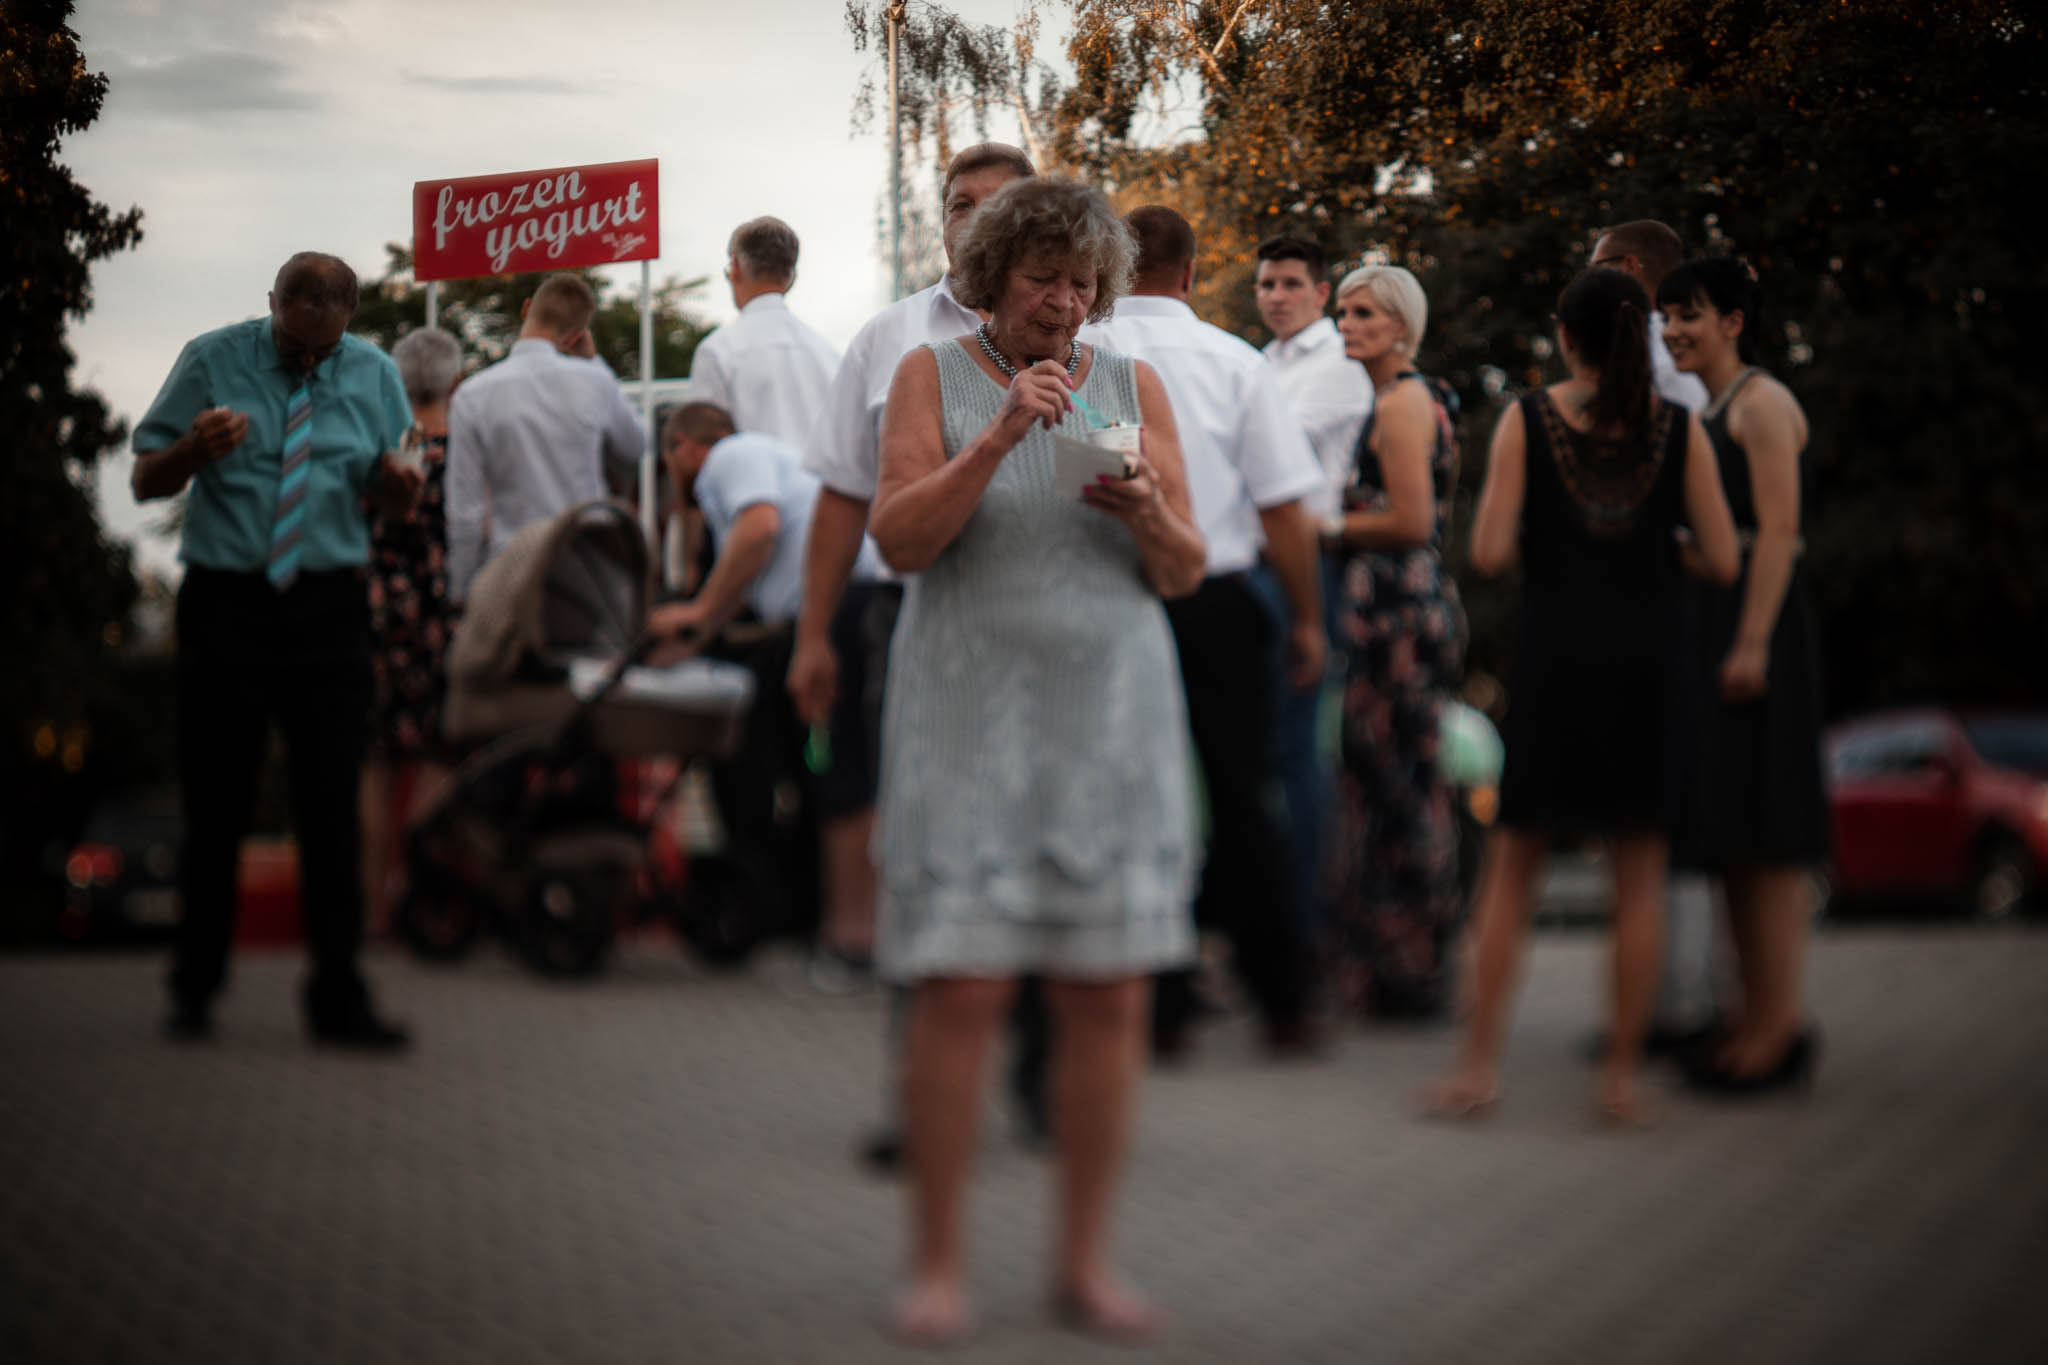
[1827,710,2048,920]
[59,785,183,944]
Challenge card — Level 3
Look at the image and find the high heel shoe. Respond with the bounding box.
[1682,1029,1818,1096]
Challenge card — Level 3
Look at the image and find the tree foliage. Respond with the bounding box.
[1,0,148,909]
[862,0,2048,716]
[349,244,713,382]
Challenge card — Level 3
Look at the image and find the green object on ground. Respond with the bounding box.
[1439,701,1504,787]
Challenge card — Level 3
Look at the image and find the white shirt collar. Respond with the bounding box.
[1113,294,1196,321]
[738,292,790,317]
[1267,316,1342,362]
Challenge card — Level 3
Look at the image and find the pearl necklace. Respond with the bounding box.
[976,322,1079,381]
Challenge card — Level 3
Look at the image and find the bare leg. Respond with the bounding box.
[1428,828,1546,1113]
[409,761,454,823]
[1045,976,1158,1339]
[1720,866,1813,1075]
[892,975,1014,1343]
[358,757,392,938]
[1603,835,1668,1123]
[820,808,878,956]
[1714,870,1765,1065]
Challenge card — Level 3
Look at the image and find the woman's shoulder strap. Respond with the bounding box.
[1704,365,1767,420]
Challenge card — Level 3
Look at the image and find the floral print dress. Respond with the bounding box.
[363,435,458,761]
[1327,373,1467,1019]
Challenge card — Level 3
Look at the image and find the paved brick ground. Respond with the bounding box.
[2,926,2043,1364]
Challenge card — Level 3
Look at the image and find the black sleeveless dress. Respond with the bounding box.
[1677,370,1829,869]
[1496,392,1691,836]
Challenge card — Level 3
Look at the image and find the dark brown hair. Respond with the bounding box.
[1558,267,1654,440]
[1658,257,1763,365]
[663,401,736,447]
[1256,232,1326,278]
[1126,205,1196,283]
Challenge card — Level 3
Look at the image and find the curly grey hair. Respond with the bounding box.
[391,326,463,406]
[950,177,1133,325]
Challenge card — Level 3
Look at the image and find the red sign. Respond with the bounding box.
[412,158,659,282]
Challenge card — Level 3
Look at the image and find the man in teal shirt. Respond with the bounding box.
[133,252,422,1048]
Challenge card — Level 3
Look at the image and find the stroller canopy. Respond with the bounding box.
[451,500,650,692]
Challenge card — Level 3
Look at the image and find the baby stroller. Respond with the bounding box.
[393,500,755,976]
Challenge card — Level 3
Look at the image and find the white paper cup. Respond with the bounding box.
[1086,423,1142,478]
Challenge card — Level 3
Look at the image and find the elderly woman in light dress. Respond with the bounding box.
[866,176,1206,1345]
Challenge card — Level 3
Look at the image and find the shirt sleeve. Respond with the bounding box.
[585,359,648,471]
[354,350,414,494]
[694,440,780,547]
[1236,364,1327,509]
[691,334,732,411]
[802,327,882,500]
[132,337,212,453]
[443,385,489,600]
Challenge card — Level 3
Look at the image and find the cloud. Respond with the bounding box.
[109,52,320,116]
[399,70,596,97]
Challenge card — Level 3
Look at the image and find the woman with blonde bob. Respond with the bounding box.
[867,176,1207,1345]
[1323,265,1469,1020]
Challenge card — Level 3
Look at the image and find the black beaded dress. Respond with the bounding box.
[1496,392,1691,835]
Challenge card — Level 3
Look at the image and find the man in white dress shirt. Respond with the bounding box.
[444,273,647,598]
[689,217,843,448]
[1103,206,1328,1057]
[789,142,1052,1161]
[1589,220,1719,1052]
[1255,232,1375,942]
[1591,220,1711,409]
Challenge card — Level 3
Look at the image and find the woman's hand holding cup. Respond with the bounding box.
[1081,448,1163,526]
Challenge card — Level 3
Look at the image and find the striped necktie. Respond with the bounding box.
[267,379,312,591]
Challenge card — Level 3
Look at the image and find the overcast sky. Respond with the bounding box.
[64,0,1042,575]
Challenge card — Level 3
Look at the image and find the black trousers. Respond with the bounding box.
[171,568,374,1016]
[1158,572,1308,1032]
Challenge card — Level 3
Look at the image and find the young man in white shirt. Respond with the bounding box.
[649,403,882,639]
[786,142,1053,1160]
[1101,206,1329,1057]
[444,273,647,599]
[689,217,843,449]
[1588,219,1719,1053]
[1254,232,1375,944]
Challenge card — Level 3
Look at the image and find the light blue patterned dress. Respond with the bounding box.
[875,340,1197,981]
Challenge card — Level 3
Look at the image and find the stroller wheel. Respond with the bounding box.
[515,868,620,978]
[672,854,767,968]
[395,882,483,962]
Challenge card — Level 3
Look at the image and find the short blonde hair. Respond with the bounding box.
[1337,265,1428,355]
[950,177,1134,325]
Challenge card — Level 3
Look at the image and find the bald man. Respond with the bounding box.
[133,252,423,1048]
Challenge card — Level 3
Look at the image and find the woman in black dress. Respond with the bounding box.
[1325,265,1467,1020]
[360,326,463,934]
[1659,258,1828,1092]
[1429,269,1738,1125]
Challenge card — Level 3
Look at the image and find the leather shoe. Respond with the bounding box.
[307,1004,411,1051]
[1262,1015,1329,1060]
[164,999,213,1042]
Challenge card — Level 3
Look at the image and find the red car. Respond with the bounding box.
[1827,710,2048,920]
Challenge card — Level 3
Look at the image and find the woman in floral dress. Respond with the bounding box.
[360,326,463,933]
[1324,266,1467,1020]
